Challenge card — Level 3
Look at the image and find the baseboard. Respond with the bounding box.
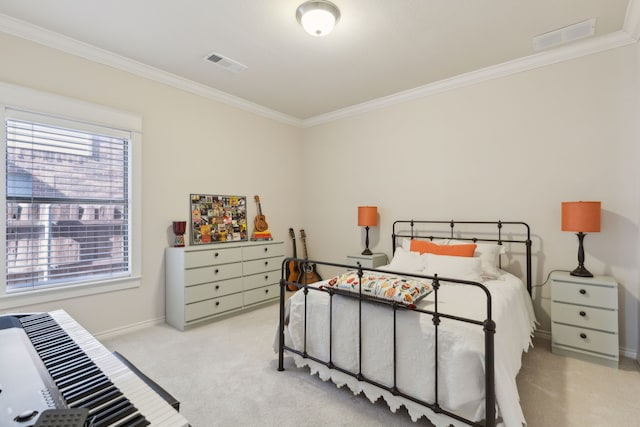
[94,316,166,340]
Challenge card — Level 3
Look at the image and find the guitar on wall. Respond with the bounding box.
[254,195,269,232]
[286,228,301,291]
[299,229,322,285]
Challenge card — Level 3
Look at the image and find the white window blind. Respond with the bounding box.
[5,110,131,292]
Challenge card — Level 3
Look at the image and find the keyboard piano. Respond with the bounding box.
[0,310,190,427]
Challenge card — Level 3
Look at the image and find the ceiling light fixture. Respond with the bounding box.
[296,1,341,37]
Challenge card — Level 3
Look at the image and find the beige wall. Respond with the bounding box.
[1,31,639,356]
[0,32,304,333]
[302,44,640,356]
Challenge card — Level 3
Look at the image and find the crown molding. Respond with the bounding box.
[0,13,303,127]
[301,29,637,128]
[1,10,638,130]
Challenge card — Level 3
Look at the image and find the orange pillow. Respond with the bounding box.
[409,240,477,257]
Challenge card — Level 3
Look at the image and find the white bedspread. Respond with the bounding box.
[276,270,536,427]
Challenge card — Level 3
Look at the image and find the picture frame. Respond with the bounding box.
[189,194,248,245]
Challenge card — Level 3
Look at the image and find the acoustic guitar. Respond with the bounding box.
[286,228,301,291]
[254,195,269,232]
[299,229,322,285]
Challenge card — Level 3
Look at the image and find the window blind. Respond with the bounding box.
[5,112,131,291]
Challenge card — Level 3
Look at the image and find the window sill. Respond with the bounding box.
[0,275,141,311]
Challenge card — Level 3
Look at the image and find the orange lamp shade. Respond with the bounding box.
[561,201,601,233]
[358,206,378,227]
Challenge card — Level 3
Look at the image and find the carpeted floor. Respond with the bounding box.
[101,303,640,427]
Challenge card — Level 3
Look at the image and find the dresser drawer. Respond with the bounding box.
[244,284,278,306]
[551,302,618,332]
[552,323,618,357]
[184,247,242,268]
[243,243,284,261]
[185,262,242,286]
[551,281,617,309]
[185,293,243,322]
[243,257,282,276]
[243,271,280,291]
[185,277,242,303]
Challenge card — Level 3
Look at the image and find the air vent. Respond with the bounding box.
[204,52,247,74]
[533,18,596,51]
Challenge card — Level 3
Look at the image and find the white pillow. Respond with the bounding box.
[423,253,483,283]
[473,243,505,279]
[385,246,427,273]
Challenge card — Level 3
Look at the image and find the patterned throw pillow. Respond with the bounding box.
[324,271,432,307]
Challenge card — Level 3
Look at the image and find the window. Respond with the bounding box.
[1,83,141,305]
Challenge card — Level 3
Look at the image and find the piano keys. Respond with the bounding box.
[0,310,189,427]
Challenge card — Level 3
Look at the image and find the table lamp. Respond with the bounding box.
[358,206,377,255]
[561,201,601,277]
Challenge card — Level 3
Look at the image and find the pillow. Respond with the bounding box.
[410,240,476,257]
[422,253,483,283]
[325,271,432,307]
[473,244,505,279]
[401,238,448,251]
[386,246,426,273]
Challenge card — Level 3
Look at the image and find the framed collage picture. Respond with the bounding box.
[190,194,248,245]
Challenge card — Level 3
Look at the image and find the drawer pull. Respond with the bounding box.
[214,252,219,258]
[215,285,220,290]
[579,310,586,317]
[579,289,587,295]
[215,269,219,274]
[580,333,587,339]
[215,301,220,307]
[264,261,269,266]
[264,275,269,280]
[264,247,268,252]
[265,289,269,294]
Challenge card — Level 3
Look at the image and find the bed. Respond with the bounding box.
[276,220,536,427]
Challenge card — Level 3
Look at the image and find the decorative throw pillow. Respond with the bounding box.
[410,240,476,257]
[325,271,432,307]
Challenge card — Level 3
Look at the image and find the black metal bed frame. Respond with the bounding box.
[277,220,532,427]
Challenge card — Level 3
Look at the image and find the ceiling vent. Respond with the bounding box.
[533,18,596,51]
[204,52,247,74]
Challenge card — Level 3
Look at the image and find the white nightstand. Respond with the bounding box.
[346,253,388,269]
[550,271,619,367]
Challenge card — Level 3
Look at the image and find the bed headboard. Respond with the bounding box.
[392,220,532,294]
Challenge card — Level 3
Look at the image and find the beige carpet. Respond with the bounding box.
[102,303,640,427]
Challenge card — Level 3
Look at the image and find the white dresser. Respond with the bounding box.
[550,271,619,367]
[165,241,284,330]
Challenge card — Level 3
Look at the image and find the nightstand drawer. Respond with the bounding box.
[551,302,618,332]
[552,323,618,357]
[346,253,388,269]
[551,281,617,309]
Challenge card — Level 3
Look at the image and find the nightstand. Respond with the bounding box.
[346,253,388,269]
[550,271,619,367]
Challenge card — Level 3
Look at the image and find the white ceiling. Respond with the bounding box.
[0,0,637,125]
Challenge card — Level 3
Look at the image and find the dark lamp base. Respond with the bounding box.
[570,265,594,278]
[361,248,373,256]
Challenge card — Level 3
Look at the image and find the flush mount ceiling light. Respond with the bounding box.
[296,1,341,37]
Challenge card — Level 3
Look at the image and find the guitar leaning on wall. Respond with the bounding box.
[253,195,269,232]
[286,228,301,291]
[299,229,322,285]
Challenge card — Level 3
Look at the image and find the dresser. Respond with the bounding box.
[550,271,619,367]
[165,241,284,330]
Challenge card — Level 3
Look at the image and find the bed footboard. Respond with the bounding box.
[278,259,497,427]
